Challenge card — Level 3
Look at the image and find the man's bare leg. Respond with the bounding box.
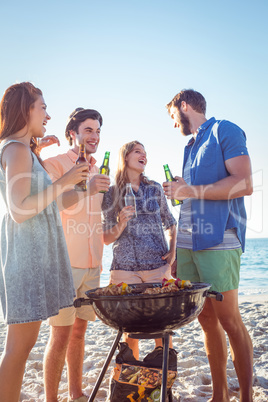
[155,338,173,348]
[199,289,253,402]
[66,317,88,400]
[214,289,253,402]
[123,334,139,360]
[198,300,230,402]
[44,325,72,402]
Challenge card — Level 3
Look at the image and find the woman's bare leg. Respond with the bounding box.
[0,321,41,402]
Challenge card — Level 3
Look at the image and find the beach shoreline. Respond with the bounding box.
[238,293,268,303]
[0,295,267,401]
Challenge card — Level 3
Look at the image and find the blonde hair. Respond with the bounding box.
[113,140,152,217]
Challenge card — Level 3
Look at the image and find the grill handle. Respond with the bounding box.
[206,291,224,302]
[74,297,93,307]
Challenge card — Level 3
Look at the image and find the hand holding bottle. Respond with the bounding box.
[60,162,90,189]
[163,175,191,201]
[119,206,136,223]
[99,151,110,193]
[124,183,137,218]
[87,174,110,195]
[75,143,88,191]
[163,164,183,205]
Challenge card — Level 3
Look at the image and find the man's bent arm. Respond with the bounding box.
[170,155,253,201]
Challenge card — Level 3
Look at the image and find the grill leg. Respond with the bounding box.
[88,330,122,402]
[160,332,170,402]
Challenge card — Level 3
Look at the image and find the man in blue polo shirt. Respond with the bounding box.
[163,89,253,402]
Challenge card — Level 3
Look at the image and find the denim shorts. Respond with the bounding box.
[176,248,242,292]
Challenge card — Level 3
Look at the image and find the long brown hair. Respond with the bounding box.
[0,82,43,162]
[113,140,152,217]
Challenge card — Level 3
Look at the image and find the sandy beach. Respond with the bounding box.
[0,296,267,402]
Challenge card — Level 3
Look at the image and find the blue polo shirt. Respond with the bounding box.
[183,117,249,252]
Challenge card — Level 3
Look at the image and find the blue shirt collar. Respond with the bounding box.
[186,117,216,147]
[197,117,216,133]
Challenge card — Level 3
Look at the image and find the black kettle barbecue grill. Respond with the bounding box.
[74,282,223,402]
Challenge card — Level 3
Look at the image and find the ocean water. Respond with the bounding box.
[101,238,268,296]
[239,238,268,296]
[0,238,267,323]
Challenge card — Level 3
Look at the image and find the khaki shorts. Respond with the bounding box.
[109,264,172,285]
[176,248,242,292]
[48,266,101,326]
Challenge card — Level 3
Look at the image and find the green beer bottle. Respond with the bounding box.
[99,151,110,193]
[163,164,183,206]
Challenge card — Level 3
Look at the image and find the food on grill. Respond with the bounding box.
[94,278,193,296]
[143,278,192,295]
[163,277,193,289]
[143,284,178,294]
[95,282,131,296]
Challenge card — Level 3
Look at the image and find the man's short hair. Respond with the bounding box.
[65,108,103,146]
[166,89,206,115]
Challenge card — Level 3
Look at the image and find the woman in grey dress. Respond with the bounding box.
[0,82,91,401]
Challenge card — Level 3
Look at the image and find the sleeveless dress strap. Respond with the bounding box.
[0,140,34,172]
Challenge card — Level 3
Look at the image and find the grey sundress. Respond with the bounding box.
[0,140,75,324]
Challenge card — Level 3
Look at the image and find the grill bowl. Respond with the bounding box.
[85,282,211,334]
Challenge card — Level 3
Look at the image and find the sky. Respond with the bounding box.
[0,0,267,238]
